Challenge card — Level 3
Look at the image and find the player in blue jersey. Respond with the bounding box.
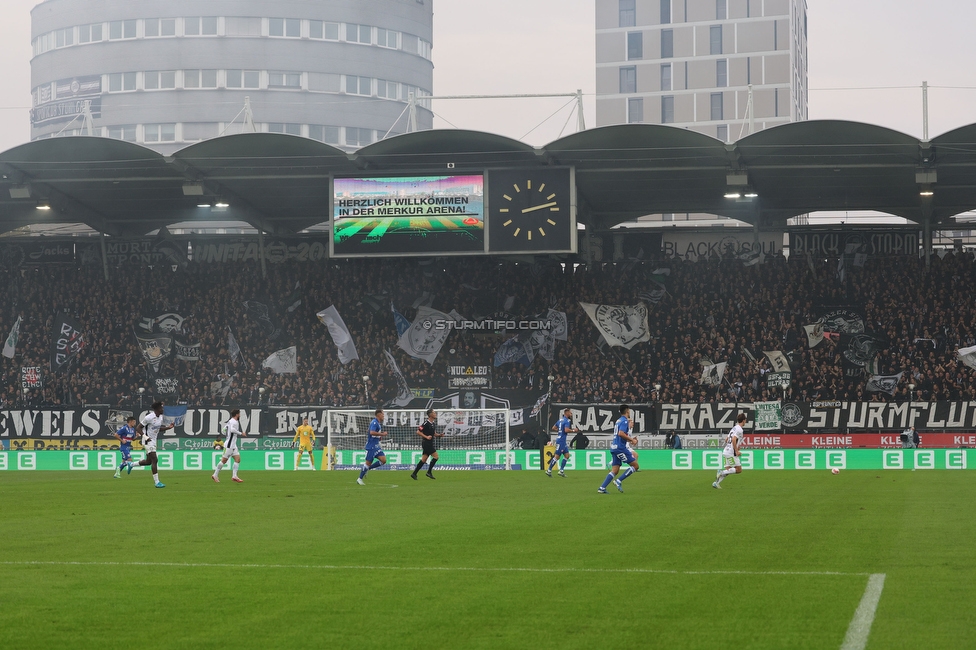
[357,408,389,485]
[546,408,578,477]
[598,404,640,494]
[113,416,137,478]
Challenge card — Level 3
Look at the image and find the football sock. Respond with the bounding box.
[559,458,567,471]
[619,466,635,482]
[369,460,382,469]
[152,473,160,484]
[232,461,240,478]
[118,462,126,471]
[716,473,726,485]
[427,458,438,473]
[413,460,425,475]
[214,461,224,477]
[358,464,369,480]
[547,456,557,470]
[600,472,615,489]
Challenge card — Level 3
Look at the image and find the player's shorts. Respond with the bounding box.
[365,446,385,463]
[554,441,570,455]
[119,446,132,461]
[298,441,313,452]
[610,447,636,466]
[222,442,240,458]
[421,440,436,456]
[723,453,742,469]
[142,437,157,454]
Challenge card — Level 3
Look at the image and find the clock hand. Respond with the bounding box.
[521,201,558,214]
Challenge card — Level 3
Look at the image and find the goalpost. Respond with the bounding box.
[327,409,511,470]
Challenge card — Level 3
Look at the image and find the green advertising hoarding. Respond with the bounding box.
[0,449,973,471]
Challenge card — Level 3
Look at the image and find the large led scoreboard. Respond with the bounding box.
[330,168,576,257]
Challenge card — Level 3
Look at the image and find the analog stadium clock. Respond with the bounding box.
[487,168,575,253]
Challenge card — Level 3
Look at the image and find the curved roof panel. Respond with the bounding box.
[171,134,353,234]
[1,122,976,238]
[544,125,731,226]
[355,129,540,172]
[734,121,923,222]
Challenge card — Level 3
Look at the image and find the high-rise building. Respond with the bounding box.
[29,0,433,153]
[596,0,807,142]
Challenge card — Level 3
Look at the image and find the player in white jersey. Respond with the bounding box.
[133,401,175,488]
[713,412,747,489]
[212,409,245,483]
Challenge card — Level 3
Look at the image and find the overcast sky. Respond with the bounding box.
[2,0,976,151]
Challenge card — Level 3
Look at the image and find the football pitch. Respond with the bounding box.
[1,469,973,649]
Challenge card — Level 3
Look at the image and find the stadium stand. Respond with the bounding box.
[0,251,973,410]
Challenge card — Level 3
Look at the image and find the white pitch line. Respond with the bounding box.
[840,573,886,650]
[0,560,869,577]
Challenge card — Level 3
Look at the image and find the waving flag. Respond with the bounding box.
[2,315,22,359]
[317,306,360,365]
[392,303,411,338]
[51,313,85,372]
[262,346,298,374]
[580,302,650,350]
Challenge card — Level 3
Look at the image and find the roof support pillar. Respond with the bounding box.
[921,194,934,270]
[923,219,932,270]
[258,229,268,279]
[100,232,110,282]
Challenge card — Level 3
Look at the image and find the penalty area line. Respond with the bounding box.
[840,573,886,650]
[0,561,868,577]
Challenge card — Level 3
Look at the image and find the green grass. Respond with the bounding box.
[1,468,974,649]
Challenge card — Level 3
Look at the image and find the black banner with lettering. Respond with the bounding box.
[789,230,920,256]
[190,238,330,264]
[447,363,492,389]
[7,401,975,440]
[554,401,976,434]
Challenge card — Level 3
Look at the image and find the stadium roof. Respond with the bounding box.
[0,120,970,237]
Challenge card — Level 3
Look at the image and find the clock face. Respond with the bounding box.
[488,168,574,253]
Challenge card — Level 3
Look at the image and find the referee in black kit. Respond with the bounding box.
[411,408,443,480]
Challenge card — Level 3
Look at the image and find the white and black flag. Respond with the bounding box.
[529,328,556,362]
[134,327,173,374]
[51,313,85,372]
[866,372,903,395]
[699,362,727,387]
[763,351,792,388]
[958,345,976,371]
[227,327,241,365]
[803,323,825,348]
[546,309,568,341]
[317,306,360,365]
[137,313,184,334]
[763,350,792,373]
[210,369,234,400]
[397,305,451,365]
[384,349,414,407]
[262,346,298,374]
[579,302,650,350]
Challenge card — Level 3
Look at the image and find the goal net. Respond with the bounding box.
[327,409,511,470]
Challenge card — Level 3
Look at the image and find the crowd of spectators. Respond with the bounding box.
[0,249,973,409]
